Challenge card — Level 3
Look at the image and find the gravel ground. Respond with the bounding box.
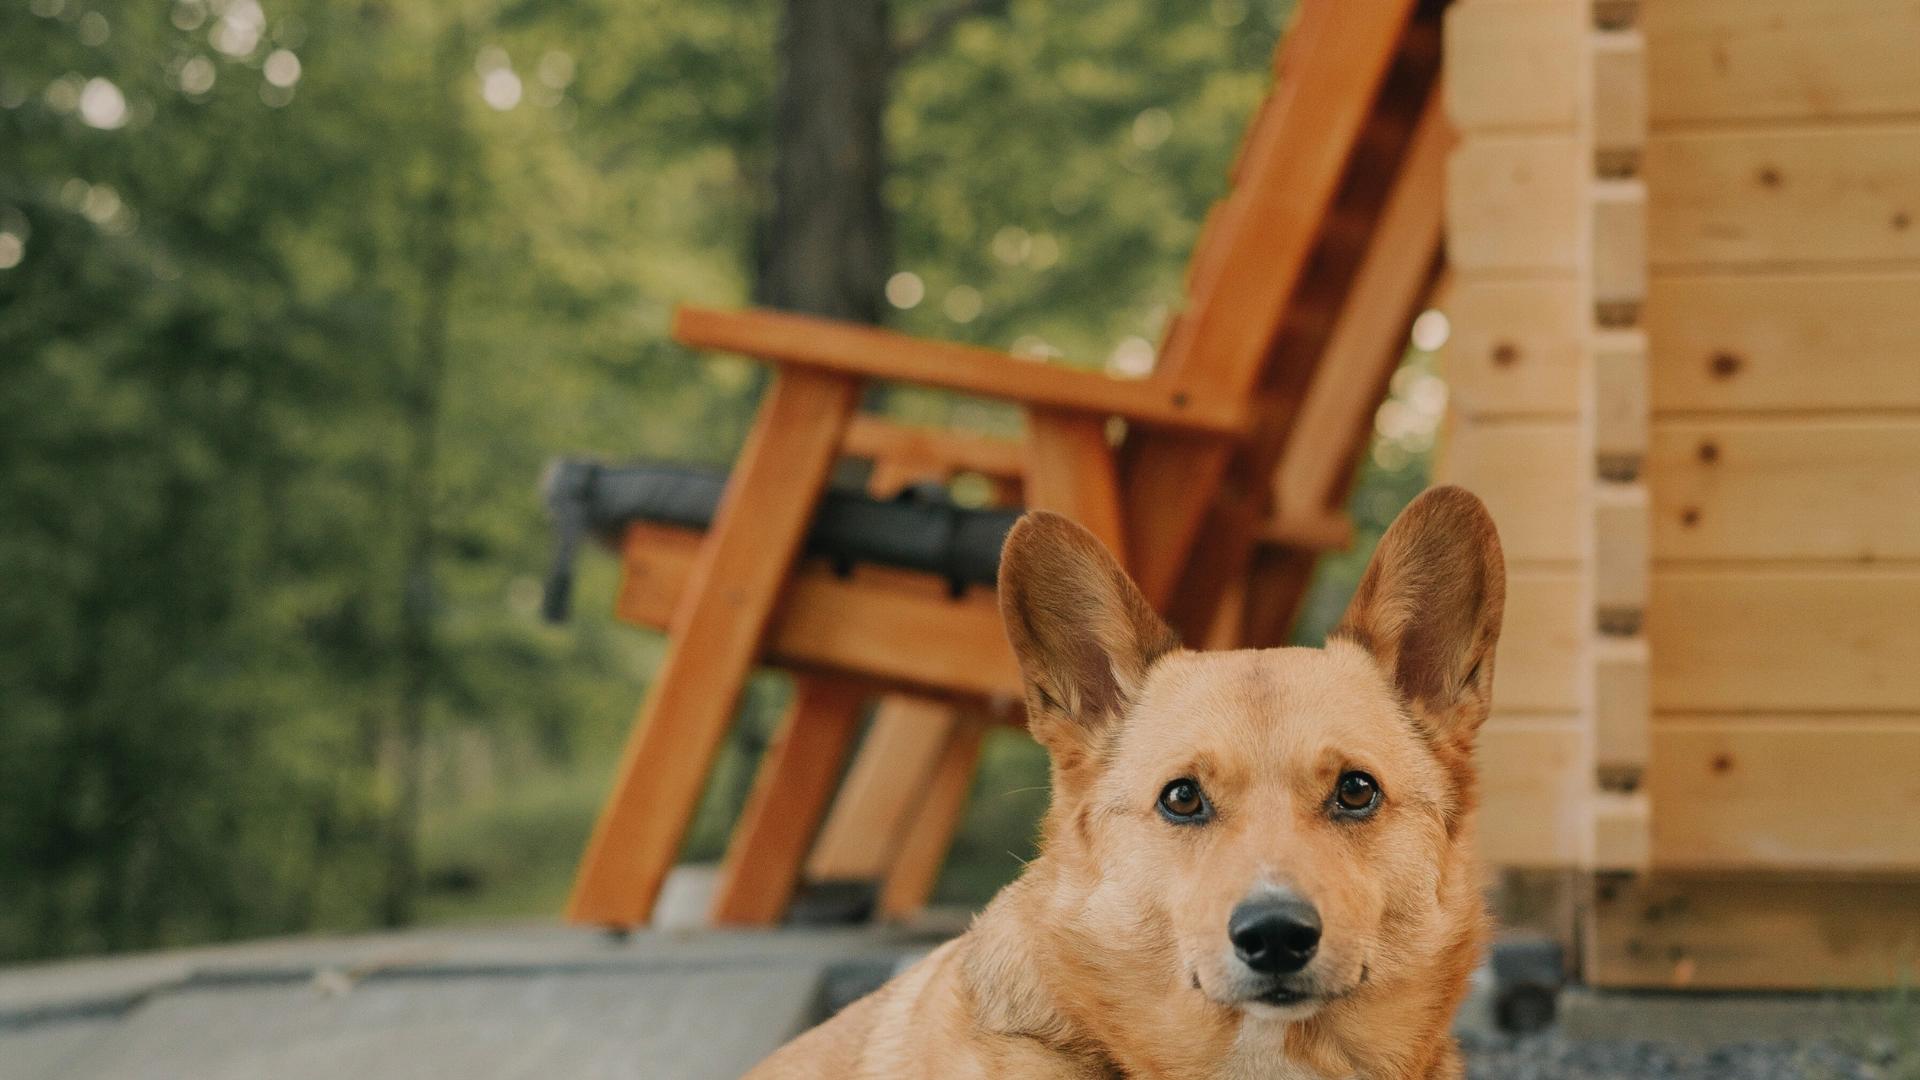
[1463,1031,1913,1080]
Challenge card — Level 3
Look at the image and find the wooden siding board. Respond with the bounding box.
[1647,0,1920,125]
[1445,278,1585,417]
[1650,571,1920,712]
[1477,718,1587,866]
[1647,127,1920,267]
[1589,874,1920,989]
[1650,420,1920,561]
[1440,420,1585,562]
[1448,136,1584,272]
[1444,0,1582,132]
[1496,571,1584,714]
[1649,720,1920,871]
[1647,273,1920,413]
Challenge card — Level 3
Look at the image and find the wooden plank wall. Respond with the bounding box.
[1436,0,1612,860]
[1591,0,1920,988]
[1447,0,1920,988]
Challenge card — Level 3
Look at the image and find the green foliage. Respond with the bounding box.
[0,0,1425,958]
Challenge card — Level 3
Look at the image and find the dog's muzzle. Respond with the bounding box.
[1228,891,1321,977]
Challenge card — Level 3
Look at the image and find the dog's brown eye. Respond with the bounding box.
[1158,779,1209,823]
[1334,771,1380,815]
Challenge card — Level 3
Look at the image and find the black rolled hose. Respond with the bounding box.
[539,458,1020,623]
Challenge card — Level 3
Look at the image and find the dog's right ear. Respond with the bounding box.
[1334,485,1506,749]
[998,512,1177,760]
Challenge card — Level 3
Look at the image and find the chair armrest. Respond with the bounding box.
[842,416,1027,482]
[672,305,1251,436]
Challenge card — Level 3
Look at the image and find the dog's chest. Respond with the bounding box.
[1217,1024,1356,1080]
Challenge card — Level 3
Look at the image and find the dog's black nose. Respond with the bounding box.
[1228,893,1321,975]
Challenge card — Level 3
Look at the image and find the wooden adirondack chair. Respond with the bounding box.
[785,90,1452,926]
[566,0,1449,930]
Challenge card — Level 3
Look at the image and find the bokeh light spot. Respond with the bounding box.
[171,0,207,31]
[1107,336,1156,377]
[1132,107,1173,151]
[78,78,128,130]
[264,50,302,88]
[179,56,217,96]
[943,286,982,324]
[482,68,523,111]
[1410,309,1450,352]
[45,74,83,113]
[1010,335,1060,360]
[885,271,925,309]
[990,226,1032,265]
[212,0,266,57]
[78,12,110,46]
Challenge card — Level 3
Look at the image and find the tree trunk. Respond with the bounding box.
[756,0,893,322]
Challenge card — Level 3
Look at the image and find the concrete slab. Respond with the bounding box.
[47,966,821,1080]
[0,917,954,1080]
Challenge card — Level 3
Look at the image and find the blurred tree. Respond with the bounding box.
[0,0,1437,956]
[757,0,892,320]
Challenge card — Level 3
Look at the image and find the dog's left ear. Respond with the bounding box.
[1335,486,1506,746]
[998,512,1178,761]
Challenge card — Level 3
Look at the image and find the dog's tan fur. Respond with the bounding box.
[747,486,1505,1079]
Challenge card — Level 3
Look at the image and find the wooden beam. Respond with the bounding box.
[1123,0,1427,608]
[878,714,988,921]
[1167,82,1452,639]
[1025,409,1127,562]
[1272,96,1452,522]
[806,696,957,883]
[672,305,1251,436]
[1587,873,1920,989]
[707,677,868,926]
[616,523,1023,699]
[568,370,860,928]
[1259,507,1353,553]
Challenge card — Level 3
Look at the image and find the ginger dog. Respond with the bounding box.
[747,486,1505,1079]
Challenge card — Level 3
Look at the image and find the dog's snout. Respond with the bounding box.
[1228,893,1321,976]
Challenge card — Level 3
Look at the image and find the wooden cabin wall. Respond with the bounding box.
[1440,0,1615,870]
[1443,0,1920,987]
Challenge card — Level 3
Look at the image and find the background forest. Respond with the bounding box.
[0,0,1442,961]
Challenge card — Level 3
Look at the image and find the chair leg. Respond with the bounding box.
[1239,546,1319,649]
[806,696,957,883]
[566,370,860,928]
[708,676,868,926]
[878,714,988,921]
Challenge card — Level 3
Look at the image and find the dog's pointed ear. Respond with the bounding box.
[998,512,1178,757]
[1335,486,1506,745]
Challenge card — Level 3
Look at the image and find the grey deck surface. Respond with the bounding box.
[4,908,1906,1080]
[0,921,946,1080]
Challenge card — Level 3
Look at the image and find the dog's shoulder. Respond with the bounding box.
[742,938,997,1079]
